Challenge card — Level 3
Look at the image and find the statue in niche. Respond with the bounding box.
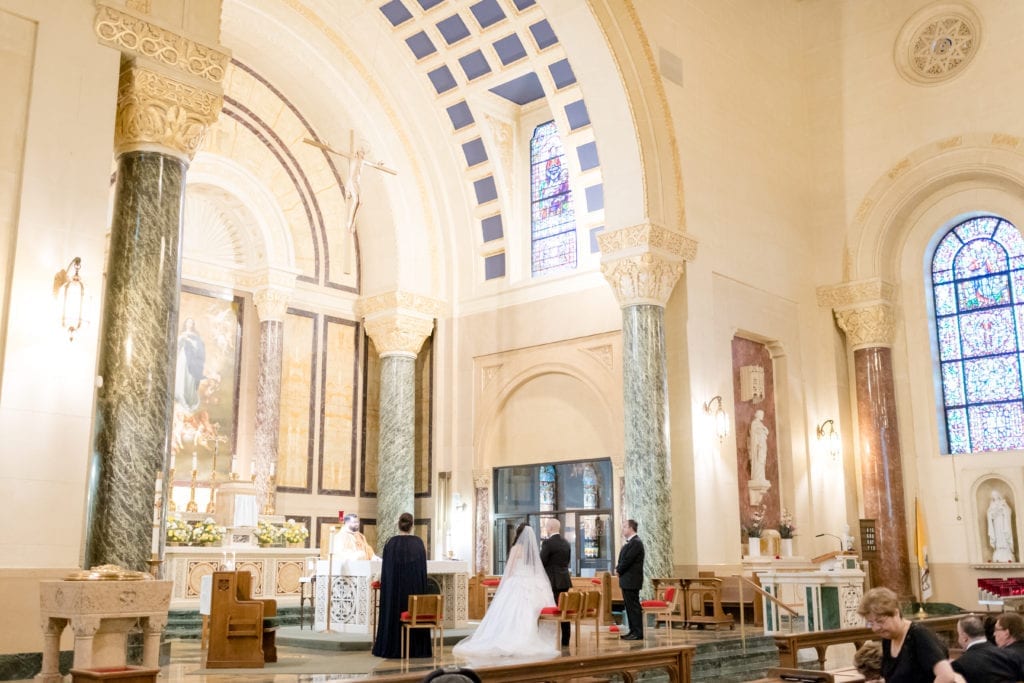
[988,489,1016,563]
[748,410,769,483]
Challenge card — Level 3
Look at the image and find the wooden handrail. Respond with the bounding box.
[366,645,695,683]
[731,574,799,617]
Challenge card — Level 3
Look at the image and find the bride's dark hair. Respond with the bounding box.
[511,521,528,547]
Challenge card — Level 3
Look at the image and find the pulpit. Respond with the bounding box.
[757,554,865,633]
[37,576,171,683]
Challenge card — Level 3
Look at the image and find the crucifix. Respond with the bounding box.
[303,131,397,273]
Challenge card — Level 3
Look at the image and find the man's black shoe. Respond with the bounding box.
[621,633,643,641]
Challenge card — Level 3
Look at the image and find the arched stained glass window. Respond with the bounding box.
[530,121,576,276]
[932,215,1024,453]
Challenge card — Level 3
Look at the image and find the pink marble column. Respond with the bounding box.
[473,470,490,574]
[253,283,292,513]
[855,346,912,597]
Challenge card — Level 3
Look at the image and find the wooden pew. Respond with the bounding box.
[774,614,962,669]
[681,576,734,630]
[719,574,763,626]
[206,571,278,669]
[571,572,617,626]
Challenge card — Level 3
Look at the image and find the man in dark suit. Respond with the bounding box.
[615,519,645,641]
[953,614,1024,683]
[994,612,1024,666]
[540,517,573,647]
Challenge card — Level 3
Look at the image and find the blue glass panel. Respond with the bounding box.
[548,59,576,89]
[532,233,576,275]
[512,0,536,9]
[932,234,960,272]
[470,0,505,28]
[493,33,527,65]
[473,176,497,204]
[462,138,487,167]
[405,31,436,59]
[954,239,1008,280]
[532,158,570,201]
[577,141,599,171]
[565,100,590,129]
[947,408,969,454]
[941,362,965,406]
[589,226,603,253]
[531,199,575,238]
[959,308,1016,356]
[481,214,503,242]
[530,121,575,277]
[957,273,1010,311]
[585,184,604,211]
[458,50,491,80]
[437,14,471,44]
[529,20,558,50]
[417,0,443,9]
[380,0,413,26]
[484,252,505,280]
[968,403,1024,452]
[955,216,999,242]
[934,283,956,315]
[489,72,545,105]
[937,317,961,360]
[964,356,1021,403]
[427,65,457,93]
[995,221,1024,257]
[446,101,474,130]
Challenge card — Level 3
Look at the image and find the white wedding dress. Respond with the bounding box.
[452,527,559,659]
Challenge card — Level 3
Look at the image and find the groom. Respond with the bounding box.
[540,517,572,647]
[616,519,645,641]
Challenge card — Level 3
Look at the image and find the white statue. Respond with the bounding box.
[843,524,855,552]
[988,490,1016,563]
[748,410,769,483]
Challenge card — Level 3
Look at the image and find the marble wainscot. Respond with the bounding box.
[37,576,172,683]
[756,555,865,633]
[314,559,469,633]
[163,546,310,609]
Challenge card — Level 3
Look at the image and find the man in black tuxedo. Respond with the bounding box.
[615,519,645,641]
[540,517,573,647]
[953,614,1024,683]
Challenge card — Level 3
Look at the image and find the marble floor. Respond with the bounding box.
[17,623,805,683]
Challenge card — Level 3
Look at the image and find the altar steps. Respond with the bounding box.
[690,634,779,682]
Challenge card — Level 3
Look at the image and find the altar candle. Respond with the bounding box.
[270,461,276,477]
[230,453,238,474]
[192,452,198,472]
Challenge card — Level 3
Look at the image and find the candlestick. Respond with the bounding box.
[186,469,198,512]
[205,485,216,515]
[261,473,277,515]
[167,467,176,512]
[191,451,198,472]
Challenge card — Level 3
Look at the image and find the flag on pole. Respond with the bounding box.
[916,497,933,600]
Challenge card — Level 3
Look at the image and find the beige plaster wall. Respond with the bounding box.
[0,569,78,654]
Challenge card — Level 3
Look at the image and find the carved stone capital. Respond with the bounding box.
[473,470,491,489]
[94,4,230,85]
[357,291,446,319]
[253,288,291,322]
[597,223,695,307]
[816,278,897,309]
[357,291,444,357]
[72,616,102,638]
[834,303,897,348]
[114,62,223,160]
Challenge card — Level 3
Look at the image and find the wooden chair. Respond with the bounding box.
[370,579,381,645]
[538,590,583,650]
[577,590,603,650]
[682,576,735,630]
[481,576,501,610]
[401,594,444,661]
[206,571,278,668]
[641,581,683,642]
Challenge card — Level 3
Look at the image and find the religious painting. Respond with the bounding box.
[318,316,360,494]
[360,332,433,497]
[170,286,243,478]
[278,309,317,491]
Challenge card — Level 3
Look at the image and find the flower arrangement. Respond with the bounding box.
[283,519,309,544]
[745,505,766,539]
[256,519,284,547]
[191,517,226,546]
[778,508,796,539]
[166,515,191,544]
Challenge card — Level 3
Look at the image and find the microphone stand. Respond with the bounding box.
[816,533,844,553]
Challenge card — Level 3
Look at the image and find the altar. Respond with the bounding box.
[756,554,865,633]
[314,559,469,633]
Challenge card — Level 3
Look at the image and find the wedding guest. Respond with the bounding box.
[853,641,883,682]
[615,519,645,641]
[373,513,430,659]
[994,612,1024,664]
[857,587,957,682]
[540,518,572,647]
[951,614,1024,683]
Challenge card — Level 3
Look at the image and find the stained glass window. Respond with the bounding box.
[931,215,1024,453]
[530,121,576,276]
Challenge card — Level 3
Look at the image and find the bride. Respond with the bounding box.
[452,523,559,659]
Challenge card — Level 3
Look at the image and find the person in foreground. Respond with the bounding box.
[540,518,573,647]
[951,614,1024,683]
[853,640,883,682]
[373,512,431,659]
[615,519,645,641]
[857,586,956,682]
[452,523,559,659]
[994,611,1024,663]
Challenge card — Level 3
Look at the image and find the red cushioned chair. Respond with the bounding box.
[481,577,500,610]
[401,594,444,661]
[370,580,381,645]
[641,584,683,642]
[538,590,583,650]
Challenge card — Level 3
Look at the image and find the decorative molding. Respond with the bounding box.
[473,470,491,490]
[363,313,434,357]
[597,222,697,260]
[992,133,1022,149]
[484,114,513,182]
[600,252,684,307]
[833,303,897,348]
[253,288,290,322]
[356,291,445,320]
[893,2,981,86]
[94,3,230,85]
[816,278,896,309]
[114,64,222,159]
[581,344,614,372]
[481,364,501,389]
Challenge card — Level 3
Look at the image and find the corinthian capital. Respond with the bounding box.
[819,278,900,348]
[357,291,445,357]
[597,223,696,307]
[114,63,223,160]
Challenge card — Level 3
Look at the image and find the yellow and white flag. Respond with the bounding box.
[916,497,933,600]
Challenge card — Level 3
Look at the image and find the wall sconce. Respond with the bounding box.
[817,419,841,459]
[53,257,85,341]
[703,395,730,441]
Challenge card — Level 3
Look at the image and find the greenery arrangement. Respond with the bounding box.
[191,518,226,546]
[283,519,309,544]
[778,508,796,539]
[256,519,284,546]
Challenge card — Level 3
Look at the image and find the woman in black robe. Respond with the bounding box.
[372,512,431,658]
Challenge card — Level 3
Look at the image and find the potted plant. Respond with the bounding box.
[778,508,796,557]
[166,515,191,546]
[283,519,309,548]
[745,506,765,556]
[256,519,283,547]
[191,518,226,547]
